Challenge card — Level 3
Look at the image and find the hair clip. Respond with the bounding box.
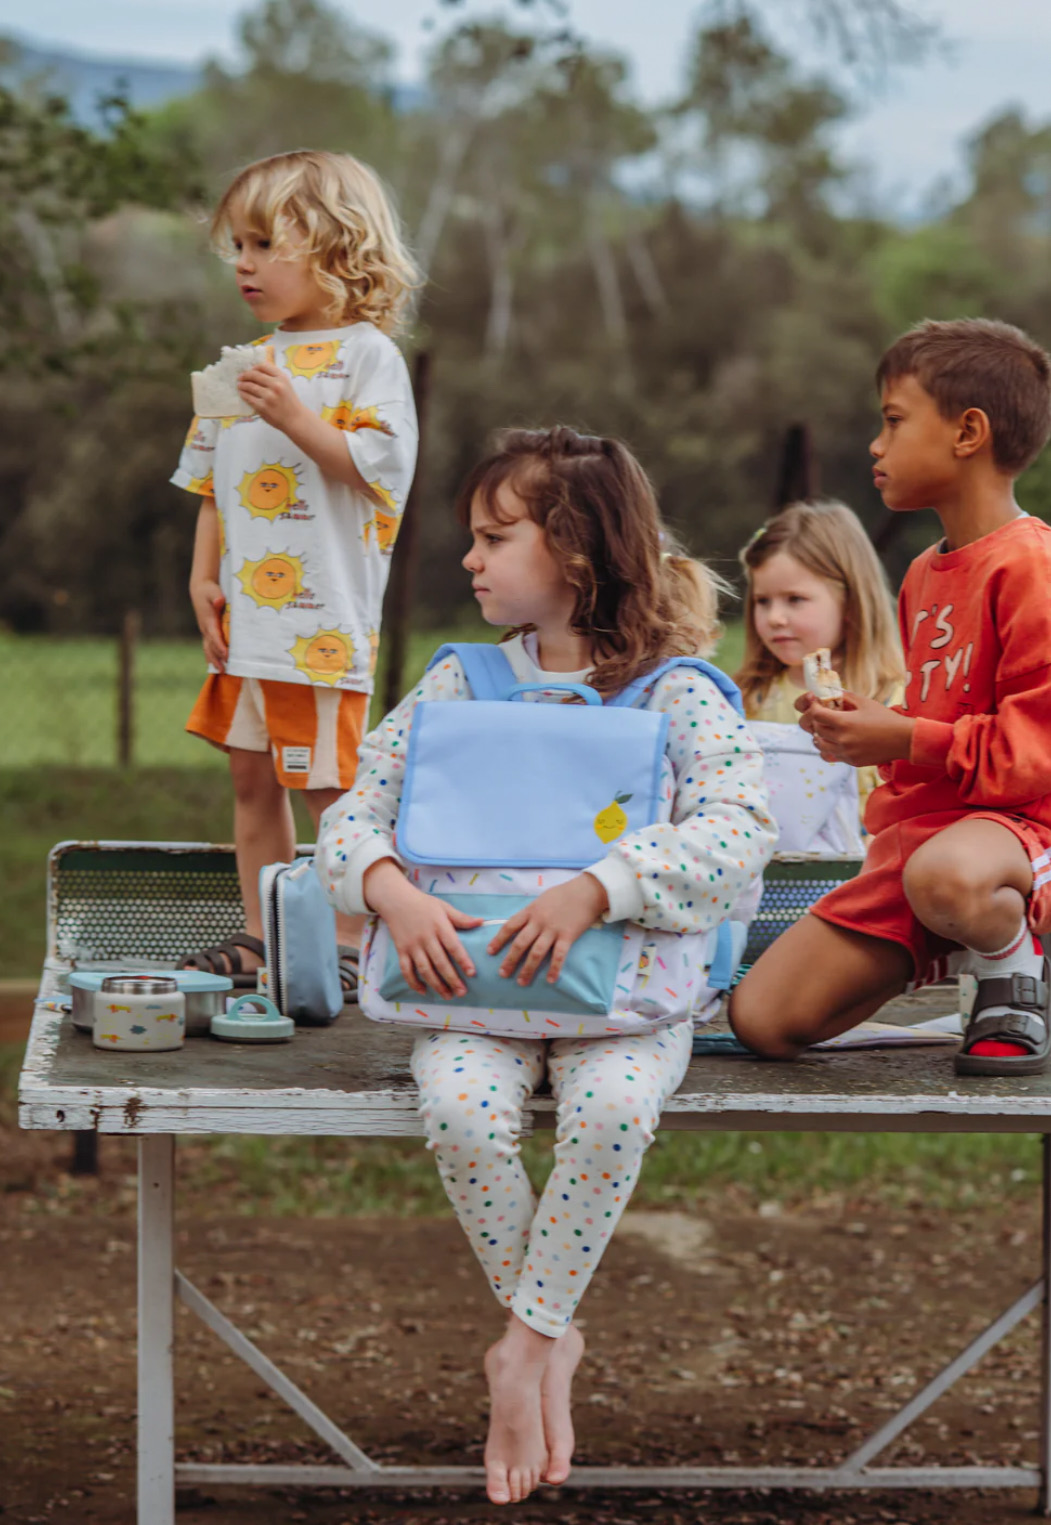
[744,524,768,551]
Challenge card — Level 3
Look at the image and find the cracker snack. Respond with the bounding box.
[191,345,274,418]
[802,647,844,707]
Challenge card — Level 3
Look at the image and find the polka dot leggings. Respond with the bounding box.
[411,1021,694,1339]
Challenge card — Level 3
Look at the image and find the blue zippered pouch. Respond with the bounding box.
[260,858,342,1026]
[378,893,633,1014]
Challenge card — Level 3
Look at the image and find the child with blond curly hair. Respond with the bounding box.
[174,149,419,988]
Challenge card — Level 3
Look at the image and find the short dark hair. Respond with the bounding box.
[877,318,1051,475]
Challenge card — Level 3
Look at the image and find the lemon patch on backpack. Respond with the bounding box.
[594,793,633,843]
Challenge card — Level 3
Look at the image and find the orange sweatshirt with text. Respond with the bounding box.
[867,515,1051,839]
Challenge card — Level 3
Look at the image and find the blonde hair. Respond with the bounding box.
[735,500,903,714]
[211,149,419,334]
[456,427,727,700]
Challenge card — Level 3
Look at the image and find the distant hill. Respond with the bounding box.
[0,30,424,123]
[0,31,202,121]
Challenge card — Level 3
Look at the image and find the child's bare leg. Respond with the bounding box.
[304,786,364,951]
[484,1314,554,1504]
[730,915,912,1059]
[903,817,1032,949]
[539,1322,584,1485]
[230,747,294,953]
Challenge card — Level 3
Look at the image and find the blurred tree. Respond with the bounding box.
[148,0,399,188]
[4,0,1051,643]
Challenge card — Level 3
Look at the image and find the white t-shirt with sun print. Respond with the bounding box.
[172,322,418,692]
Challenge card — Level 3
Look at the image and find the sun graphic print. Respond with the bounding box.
[320,401,395,436]
[367,627,379,675]
[289,628,356,686]
[362,483,402,555]
[284,341,341,379]
[238,462,303,519]
[185,471,214,497]
[236,551,307,610]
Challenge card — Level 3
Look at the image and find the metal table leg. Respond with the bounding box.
[138,1135,175,1525]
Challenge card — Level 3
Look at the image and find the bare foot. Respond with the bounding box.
[540,1323,584,1485]
[483,1320,553,1505]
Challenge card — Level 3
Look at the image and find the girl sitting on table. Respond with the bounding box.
[316,426,775,1505]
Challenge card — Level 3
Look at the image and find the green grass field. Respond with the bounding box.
[0,622,747,767]
[0,618,506,768]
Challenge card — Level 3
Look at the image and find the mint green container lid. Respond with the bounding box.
[211,993,294,1042]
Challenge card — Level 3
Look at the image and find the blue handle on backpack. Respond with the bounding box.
[506,682,602,706]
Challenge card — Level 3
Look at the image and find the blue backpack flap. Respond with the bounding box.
[396,644,741,870]
[398,687,668,868]
[259,858,343,1025]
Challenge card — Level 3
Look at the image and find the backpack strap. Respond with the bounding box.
[426,642,518,701]
[608,657,745,717]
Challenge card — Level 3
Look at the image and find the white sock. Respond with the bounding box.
[965,921,1043,983]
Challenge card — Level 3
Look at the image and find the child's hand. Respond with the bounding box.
[799,692,914,766]
[190,579,228,671]
[488,874,609,987]
[237,359,305,434]
[364,860,483,998]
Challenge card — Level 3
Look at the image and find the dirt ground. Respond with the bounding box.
[2,1123,1049,1525]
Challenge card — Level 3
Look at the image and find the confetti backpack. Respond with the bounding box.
[357,643,749,1039]
[747,722,864,856]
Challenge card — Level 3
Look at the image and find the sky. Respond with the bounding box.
[1,0,1049,214]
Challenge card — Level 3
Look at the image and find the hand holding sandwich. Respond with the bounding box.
[237,357,304,434]
[796,689,914,766]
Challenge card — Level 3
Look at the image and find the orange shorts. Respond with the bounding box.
[812,809,1051,985]
[186,674,368,790]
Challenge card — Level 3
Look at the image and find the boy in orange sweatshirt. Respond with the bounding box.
[731,317,1051,1076]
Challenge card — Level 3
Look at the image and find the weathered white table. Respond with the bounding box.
[17,843,1051,1519]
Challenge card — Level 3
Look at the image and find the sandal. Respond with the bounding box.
[954,961,1051,1076]
[338,945,360,1006]
[179,933,266,990]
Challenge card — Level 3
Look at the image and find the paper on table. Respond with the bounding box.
[812,1013,963,1050]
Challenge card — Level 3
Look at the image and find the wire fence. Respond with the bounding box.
[0,627,224,769]
[1,614,749,770]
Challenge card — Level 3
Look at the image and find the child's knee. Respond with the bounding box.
[728,985,807,1060]
[228,747,282,804]
[419,1085,519,1153]
[562,1095,658,1157]
[902,848,979,926]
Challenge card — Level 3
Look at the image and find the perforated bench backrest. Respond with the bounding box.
[741,856,862,967]
[47,841,862,969]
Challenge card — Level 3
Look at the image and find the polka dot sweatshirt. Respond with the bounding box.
[317,634,777,933]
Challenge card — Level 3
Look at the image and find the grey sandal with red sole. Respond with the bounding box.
[954,961,1051,1077]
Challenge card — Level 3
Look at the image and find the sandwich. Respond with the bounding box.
[802,647,844,707]
[191,345,274,418]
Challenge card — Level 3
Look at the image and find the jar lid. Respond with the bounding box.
[100,975,180,995]
[211,994,293,1042]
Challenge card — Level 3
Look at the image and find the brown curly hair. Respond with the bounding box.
[455,427,727,700]
[211,149,419,335]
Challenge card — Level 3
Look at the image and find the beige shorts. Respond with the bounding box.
[186,673,368,790]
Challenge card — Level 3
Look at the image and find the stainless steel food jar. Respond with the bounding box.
[93,975,185,1052]
[72,969,231,1035]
